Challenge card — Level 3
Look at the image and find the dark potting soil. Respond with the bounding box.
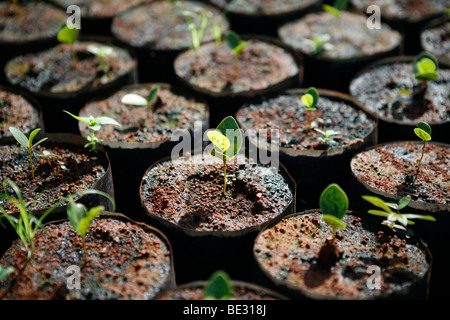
[210,0,317,15]
[421,20,450,66]
[0,1,66,43]
[236,92,376,151]
[79,84,208,144]
[278,11,401,60]
[4,41,136,94]
[350,62,450,124]
[254,211,430,299]
[350,0,447,22]
[350,141,450,206]
[0,143,106,213]
[158,282,282,300]
[174,40,299,94]
[112,0,229,50]
[0,89,41,139]
[0,217,172,300]
[140,154,293,232]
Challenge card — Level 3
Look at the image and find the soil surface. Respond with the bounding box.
[140,153,293,232]
[174,40,299,94]
[0,1,66,43]
[0,142,106,213]
[5,41,136,94]
[350,61,450,124]
[351,141,450,206]
[210,0,317,15]
[254,211,430,299]
[0,217,172,300]
[0,89,41,139]
[351,0,447,21]
[236,91,376,151]
[421,20,450,66]
[79,84,208,144]
[112,0,229,50]
[157,282,282,300]
[278,11,401,60]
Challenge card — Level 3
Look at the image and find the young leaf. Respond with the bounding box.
[94,117,122,127]
[414,128,431,142]
[215,116,242,161]
[301,94,314,109]
[147,86,159,105]
[203,270,233,300]
[319,183,348,220]
[8,127,29,148]
[413,52,439,81]
[121,94,148,106]
[207,131,231,156]
[396,196,411,211]
[305,87,319,108]
[361,195,393,213]
[0,266,14,281]
[417,121,432,136]
[321,214,346,229]
[57,24,79,45]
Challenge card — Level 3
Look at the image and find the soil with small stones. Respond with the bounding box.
[351,0,447,21]
[157,282,282,300]
[236,92,376,151]
[350,62,450,124]
[5,41,136,94]
[278,11,401,60]
[0,1,66,43]
[421,20,450,66]
[0,143,106,214]
[254,211,430,299]
[210,0,317,15]
[0,89,41,139]
[174,40,299,94]
[351,141,450,205]
[0,217,172,300]
[140,154,293,232]
[112,1,229,50]
[79,84,208,144]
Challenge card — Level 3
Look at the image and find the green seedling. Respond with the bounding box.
[319,183,348,239]
[225,31,249,74]
[66,191,115,265]
[64,111,121,153]
[301,87,319,132]
[86,44,118,74]
[314,128,341,145]
[362,195,436,233]
[121,86,160,114]
[413,121,432,182]
[302,34,334,55]
[57,23,79,65]
[207,116,243,194]
[182,8,209,52]
[322,0,349,17]
[203,270,233,300]
[413,52,439,82]
[9,127,48,180]
[0,266,14,281]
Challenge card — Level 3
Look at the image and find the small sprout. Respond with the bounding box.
[0,266,14,281]
[39,150,67,170]
[322,0,349,17]
[66,191,115,265]
[203,270,233,300]
[86,44,118,74]
[225,31,249,75]
[121,86,160,113]
[301,87,319,132]
[314,128,341,145]
[319,183,349,239]
[413,121,432,182]
[64,111,121,153]
[57,23,79,65]
[413,52,439,82]
[302,34,334,55]
[207,116,243,194]
[362,195,436,233]
[9,127,48,180]
[183,9,209,52]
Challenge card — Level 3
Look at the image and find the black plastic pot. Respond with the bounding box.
[0,133,114,256]
[421,15,450,69]
[252,210,433,300]
[349,56,450,144]
[174,35,303,128]
[236,88,378,210]
[139,153,296,285]
[348,140,450,300]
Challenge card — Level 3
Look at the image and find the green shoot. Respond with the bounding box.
[0,266,14,281]
[413,52,439,82]
[301,87,319,132]
[319,183,348,239]
[413,121,432,182]
[207,116,243,194]
[66,191,115,265]
[203,270,233,300]
[302,34,334,55]
[314,128,340,145]
[121,86,160,114]
[225,31,249,74]
[9,127,48,180]
[64,111,121,153]
[322,0,349,17]
[86,44,118,75]
[362,195,436,233]
[57,23,79,65]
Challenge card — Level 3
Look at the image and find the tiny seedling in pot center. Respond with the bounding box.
[412,52,439,99]
[225,31,249,75]
[8,127,48,180]
[301,87,319,132]
[319,183,348,239]
[203,270,233,300]
[314,128,341,146]
[121,86,160,114]
[57,23,79,66]
[413,121,432,183]
[64,111,121,153]
[86,44,118,75]
[207,116,243,194]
